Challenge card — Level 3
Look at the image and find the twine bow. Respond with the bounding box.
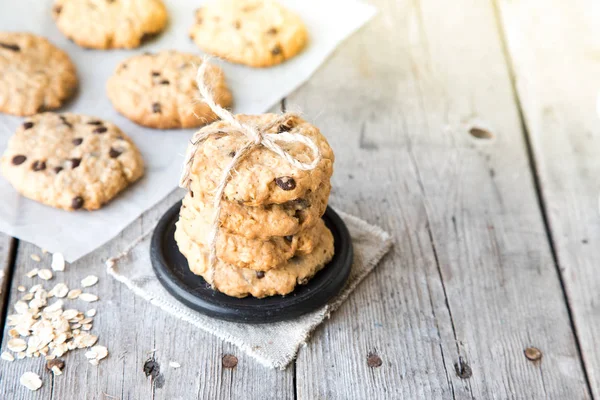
[179,60,322,286]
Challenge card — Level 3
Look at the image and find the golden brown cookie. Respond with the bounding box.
[0,32,78,116]
[179,203,326,271]
[183,181,330,239]
[175,217,334,298]
[185,114,334,206]
[0,113,144,211]
[107,51,232,129]
[52,0,168,49]
[189,0,308,67]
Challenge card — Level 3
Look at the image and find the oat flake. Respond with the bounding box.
[20,371,42,391]
[81,275,99,288]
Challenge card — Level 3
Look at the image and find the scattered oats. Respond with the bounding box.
[81,275,99,288]
[44,300,64,313]
[62,309,78,319]
[81,324,93,331]
[79,293,98,302]
[14,300,28,314]
[169,361,180,369]
[86,309,97,317]
[80,318,93,324]
[1,351,14,361]
[21,293,34,301]
[49,283,69,298]
[67,289,82,299]
[17,352,26,359]
[29,284,42,293]
[20,371,42,391]
[92,345,108,360]
[85,350,98,359]
[51,365,62,375]
[38,269,53,281]
[26,268,39,278]
[9,329,19,338]
[78,334,98,348]
[8,338,27,352]
[17,285,26,292]
[30,254,41,262]
[71,323,81,329]
[51,253,65,271]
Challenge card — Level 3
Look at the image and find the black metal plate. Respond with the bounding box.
[150,201,353,324]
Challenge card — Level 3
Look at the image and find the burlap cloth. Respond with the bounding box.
[107,208,392,369]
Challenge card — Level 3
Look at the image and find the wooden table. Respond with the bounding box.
[1,0,599,398]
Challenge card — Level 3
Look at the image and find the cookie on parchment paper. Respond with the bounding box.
[189,0,308,67]
[0,32,78,116]
[107,51,232,129]
[52,0,168,49]
[1,113,144,211]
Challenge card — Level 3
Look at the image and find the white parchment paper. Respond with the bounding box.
[0,0,376,261]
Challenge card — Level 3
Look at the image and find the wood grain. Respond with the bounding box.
[291,0,591,398]
[0,190,293,400]
[0,234,15,329]
[496,0,600,396]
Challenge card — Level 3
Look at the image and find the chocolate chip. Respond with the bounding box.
[87,120,103,125]
[190,190,194,198]
[222,354,238,369]
[228,151,236,157]
[23,122,34,130]
[275,176,296,191]
[54,167,63,174]
[159,79,170,85]
[367,352,382,368]
[32,160,46,171]
[267,27,278,35]
[71,196,84,210]
[278,120,295,133]
[271,45,282,56]
[140,32,157,44]
[109,148,122,158]
[256,271,265,279]
[152,103,161,113]
[151,71,160,77]
[46,358,65,372]
[93,126,107,134]
[53,5,62,15]
[284,235,293,242]
[70,158,81,169]
[0,42,20,52]
[11,155,26,165]
[72,138,83,146]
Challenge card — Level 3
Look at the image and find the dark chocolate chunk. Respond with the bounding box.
[275,176,296,191]
[59,115,72,128]
[284,235,293,242]
[109,147,122,158]
[71,196,84,210]
[93,126,107,134]
[70,158,81,169]
[228,151,236,157]
[53,5,62,15]
[12,155,26,165]
[159,79,170,85]
[0,42,20,52]
[271,45,282,56]
[152,103,161,113]
[23,122,34,130]
[222,354,238,369]
[256,271,265,279]
[87,120,103,125]
[32,160,46,171]
[54,166,63,174]
[72,138,83,146]
[267,27,278,35]
[151,71,160,77]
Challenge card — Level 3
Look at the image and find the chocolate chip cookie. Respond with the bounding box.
[185,114,334,206]
[179,201,326,271]
[1,113,144,211]
[183,182,330,239]
[189,0,308,67]
[0,32,78,116]
[107,51,233,129]
[52,0,168,49]
[175,216,334,298]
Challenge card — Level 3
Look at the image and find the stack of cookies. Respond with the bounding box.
[175,114,335,298]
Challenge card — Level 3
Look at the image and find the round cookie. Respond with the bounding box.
[52,0,168,49]
[179,203,325,271]
[0,32,78,116]
[185,114,334,206]
[107,51,232,129]
[183,182,330,239]
[175,217,334,298]
[189,0,308,67]
[1,113,144,211]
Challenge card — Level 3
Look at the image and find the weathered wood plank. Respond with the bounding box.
[292,0,590,398]
[496,0,600,396]
[0,234,15,328]
[0,190,293,399]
